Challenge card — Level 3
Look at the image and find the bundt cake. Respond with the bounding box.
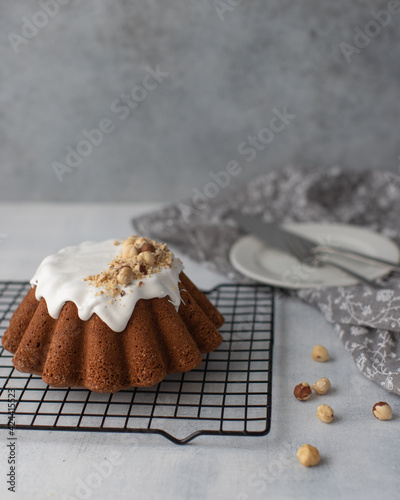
[2,236,224,392]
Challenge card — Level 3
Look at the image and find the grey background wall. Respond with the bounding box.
[1,0,399,202]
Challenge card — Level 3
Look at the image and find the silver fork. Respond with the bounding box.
[286,235,385,289]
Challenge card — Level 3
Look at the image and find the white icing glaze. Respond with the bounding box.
[30,239,183,332]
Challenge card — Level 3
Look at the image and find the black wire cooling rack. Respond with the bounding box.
[0,281,274,444]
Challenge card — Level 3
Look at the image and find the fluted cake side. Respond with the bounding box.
[2,272,224,393]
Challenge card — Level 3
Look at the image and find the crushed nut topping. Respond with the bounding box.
[84,236,174,297]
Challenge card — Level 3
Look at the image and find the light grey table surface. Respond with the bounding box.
[0,203,399,500]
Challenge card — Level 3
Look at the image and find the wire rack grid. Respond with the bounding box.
[0,281,274,444]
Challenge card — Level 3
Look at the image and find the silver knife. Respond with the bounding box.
[232,213,400,273]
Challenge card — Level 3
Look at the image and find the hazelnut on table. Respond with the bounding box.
[312,377,331,395]
[312,345,330,362]
[317,404,334,423]
[297,444,320,467]
[372,402,392,421]
[294,382,312,401]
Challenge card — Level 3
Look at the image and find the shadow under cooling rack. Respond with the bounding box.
[0,282,274,444]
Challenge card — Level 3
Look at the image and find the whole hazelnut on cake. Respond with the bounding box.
[117,266,134,285]
[141,251,155,266]
[134,237,148,248]
[122,245,138,259]
[139,242,156,253]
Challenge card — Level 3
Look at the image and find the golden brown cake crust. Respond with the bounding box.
[2,287,39,354]
[179,273,225,329]
[2,273,224,393]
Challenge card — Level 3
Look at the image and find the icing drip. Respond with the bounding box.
[30,239,183,332]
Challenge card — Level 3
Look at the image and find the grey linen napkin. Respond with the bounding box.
[133,166,400,396]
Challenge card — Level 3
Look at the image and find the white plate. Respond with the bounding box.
[229,223,400,288]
